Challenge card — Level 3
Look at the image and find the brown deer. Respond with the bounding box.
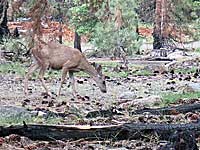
[24,40,107,97]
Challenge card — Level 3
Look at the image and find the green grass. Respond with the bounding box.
[133,69,153,76]
[162,91,200,104]
[174,67,198,74]
[0,62,26,76]
[0,62,61,79]
[195,48,200,53]
[0,115,62,126]
[0,116,33,126]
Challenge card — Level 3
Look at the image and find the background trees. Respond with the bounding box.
[91,0,140,56]
[0,0,199,57]
[138,0,200,50]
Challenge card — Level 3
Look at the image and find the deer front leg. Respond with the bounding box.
[24,63,39,95]
[57,61,78,97]
[38,66,52,97]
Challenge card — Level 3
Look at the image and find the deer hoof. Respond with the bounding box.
[56,92,60,97]
[72,92,78,98]
[47,92,53,98]
[24,92,28,96]
[24,90,28,96]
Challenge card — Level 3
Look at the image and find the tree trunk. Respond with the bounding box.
[57,3,62,44]
[0,0,9,40]
[74,31,81,52]
[58,22,62,44]
[153,0,169,49]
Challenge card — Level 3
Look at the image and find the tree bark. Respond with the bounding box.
[74,31,81,52]
[58,22,62,44]
[153,0,169,49]
[0,0,9,40]
[57,3,62,44]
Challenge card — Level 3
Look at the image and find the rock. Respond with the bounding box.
[187,83,200,92]
[37,111,47,118]
[119,91,137,99]
[0,106,34,119]
[167,51,188,60]
[132,95,162,105]
[179,83,200,93]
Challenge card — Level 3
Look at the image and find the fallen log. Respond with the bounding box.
[147,57,173,61]
[132,103,200,115]
[0,122,200,141]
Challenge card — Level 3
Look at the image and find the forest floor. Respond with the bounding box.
[0,57,200,149]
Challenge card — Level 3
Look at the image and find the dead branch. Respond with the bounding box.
[132,103,200,115]
[86,108,123,118]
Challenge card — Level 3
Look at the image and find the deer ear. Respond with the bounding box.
[91,62,103,75]
[90,62,96,67]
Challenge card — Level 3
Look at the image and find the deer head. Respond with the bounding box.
[91,62,107,93]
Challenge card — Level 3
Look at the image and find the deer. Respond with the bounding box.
[24,40,107,97]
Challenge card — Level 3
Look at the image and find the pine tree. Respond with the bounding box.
[138,0,200,50]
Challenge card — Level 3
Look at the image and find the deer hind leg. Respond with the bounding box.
[69,71,78,97]
[38,64,52,97]
[24,63,40,95]
[57,68,68,96]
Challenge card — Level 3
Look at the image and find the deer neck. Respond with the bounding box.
[83,63,99,78]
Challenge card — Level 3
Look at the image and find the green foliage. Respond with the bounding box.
[162,91,200,104]
[92,0,141,56]
[195,48,200,53]
[192,1,200,40]
[0,38,29,62]
[0,62,26,76]
[171,0,200,40]
[69,3,97,35]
